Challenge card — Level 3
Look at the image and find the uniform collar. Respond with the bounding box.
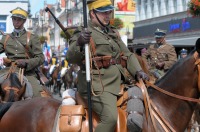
[89,21,110,34]
[12,28,26,38]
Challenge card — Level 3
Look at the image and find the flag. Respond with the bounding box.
[43,43,52,63]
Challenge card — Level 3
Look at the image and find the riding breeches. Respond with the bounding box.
[49,65,56,74]
[81,91,118,132]
[61,67,67,77]
[26,75,43,97]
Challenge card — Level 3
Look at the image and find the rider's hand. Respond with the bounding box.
[156,62,165,69]
[76,29,92,46]
[136,70,149,81]
[16,59,27,68]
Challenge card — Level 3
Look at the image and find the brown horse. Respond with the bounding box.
[0,71,25,102]
[63,64,79,90]
[1,41,200,131]
[48,65,61,93]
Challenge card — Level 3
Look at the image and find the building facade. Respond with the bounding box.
[133,0,198,52]
[0,0,31,33]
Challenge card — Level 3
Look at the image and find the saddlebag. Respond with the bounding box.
[59,105,85,132]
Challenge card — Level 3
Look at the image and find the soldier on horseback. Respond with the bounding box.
[47,52,59,80]
[179,48,188,59]
[142,28,177,79]
[0,7,45,97]
[57,59,69,83]
[66,0,149,131]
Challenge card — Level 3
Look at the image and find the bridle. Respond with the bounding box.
[137,51,200,132]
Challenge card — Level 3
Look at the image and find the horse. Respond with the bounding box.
[63,64,79,90]
[0,71,25,102]
[0,64,52,102]
[48,65,61,94]
[57,64,79,97]
[1,40,200,131]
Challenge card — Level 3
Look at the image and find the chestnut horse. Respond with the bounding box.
[1,41,200,131]
[48,65,61,93]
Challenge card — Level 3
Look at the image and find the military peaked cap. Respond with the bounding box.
[10,7,28,19]
[154,28,166,38]
[87,0,115,12]
[180,48,188,54]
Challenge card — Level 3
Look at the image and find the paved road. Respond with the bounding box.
[50,86,65,101]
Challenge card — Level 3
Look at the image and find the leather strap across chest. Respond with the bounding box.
[3,32,32,59]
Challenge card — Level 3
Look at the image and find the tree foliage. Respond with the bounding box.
[39,36,47,44]
[110,18,124,29]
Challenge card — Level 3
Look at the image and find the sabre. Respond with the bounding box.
[82,0,93,131]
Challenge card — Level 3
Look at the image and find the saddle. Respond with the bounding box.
[57,88,128,132]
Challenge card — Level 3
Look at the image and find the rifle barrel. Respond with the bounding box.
[45,7,66,32]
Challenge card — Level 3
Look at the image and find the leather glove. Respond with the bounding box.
[156,62,165,69]
[77,29,92,46]
[136,70,150,81]
[15,59,27,68]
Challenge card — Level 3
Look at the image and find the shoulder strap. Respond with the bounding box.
[111,28,120,39]
[89,38,96,56]
[25,31,31,50]
[25,31,32,58]
[4,35,10,49]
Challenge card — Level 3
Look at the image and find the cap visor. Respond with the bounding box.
[94,5,115,12]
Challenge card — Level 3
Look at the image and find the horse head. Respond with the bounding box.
[0,72,26,102]
[144,38,200,131]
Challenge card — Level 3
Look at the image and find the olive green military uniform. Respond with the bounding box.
[66,21,142,131]
[0,30,45,97]
[142,42,177,78]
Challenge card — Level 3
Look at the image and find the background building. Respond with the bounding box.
[0,0,31,33]
[133,0,197,54]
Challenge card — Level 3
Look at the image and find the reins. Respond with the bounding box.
[135,51,200,132]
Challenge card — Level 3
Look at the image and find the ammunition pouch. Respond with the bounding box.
[86,55,128,69]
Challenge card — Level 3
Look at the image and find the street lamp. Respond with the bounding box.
[56,2,62,12]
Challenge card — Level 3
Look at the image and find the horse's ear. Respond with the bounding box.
[195,38,200,53]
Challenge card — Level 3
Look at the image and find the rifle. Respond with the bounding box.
[45,7,77,39]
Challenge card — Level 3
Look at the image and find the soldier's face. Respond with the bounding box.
[12,17,25,29]
[91,10,113,26]
[155,37,165,44]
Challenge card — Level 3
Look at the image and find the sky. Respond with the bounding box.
[30,0,57,17]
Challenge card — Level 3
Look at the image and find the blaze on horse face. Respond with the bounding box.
[0,73,26,102]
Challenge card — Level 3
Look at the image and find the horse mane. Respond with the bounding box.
[9,73,22,88]
[0,102,13,119]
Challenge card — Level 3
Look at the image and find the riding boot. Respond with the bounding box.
[127,86,144,132]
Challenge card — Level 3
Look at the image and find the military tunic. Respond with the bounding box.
[142,42,177,71]
[67,21,142,95]
[66,21,142,131]
[0,30,45,97]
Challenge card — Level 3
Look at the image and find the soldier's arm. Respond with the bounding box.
[66,28,85,66]
[25,34,44,71]
[163,45,177,70]
[0,36,6,53]
[117,39,142,76]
